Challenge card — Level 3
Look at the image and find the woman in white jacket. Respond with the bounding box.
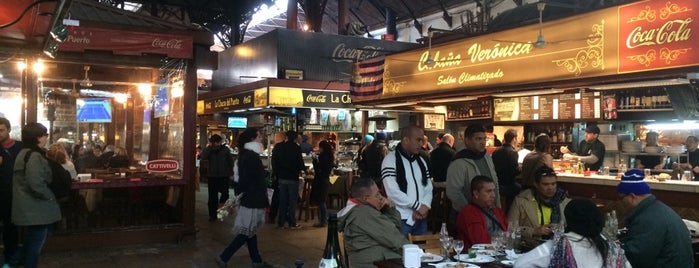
[514,199,631,268]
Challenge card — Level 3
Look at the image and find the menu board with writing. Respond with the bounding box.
[557,93,577,120]
[493,98,519,121]
[581,92,602,119]
[539,95,553,120]
[518,96,534,121]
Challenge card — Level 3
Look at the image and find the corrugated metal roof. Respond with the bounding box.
[67,0,198,31]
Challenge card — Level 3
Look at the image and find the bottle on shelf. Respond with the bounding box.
[319,214,345,268]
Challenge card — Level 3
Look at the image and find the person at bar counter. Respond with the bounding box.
[519,134,554,188]
[446,124,500,231]
[514,198,630,268]
[360,132,388,186]
[635,131,666,170]
[310,140,335,227]
[508,166,571,241]
[12,122,61,268]
[355,134,373,173]
[0,117,21,266]
[678,136,699,180]
[382,125,433,235]
[272,130,305,229]
[216,127,272,268]
[560,125,605,171]
[455,175,508,249]
[492,129,521,206]
[617,169,693,268]
[200,134,233,222]
[337,178,408,267]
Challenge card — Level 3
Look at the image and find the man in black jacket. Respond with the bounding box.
[491,129,521,206]
[272,131,305,229]
[429,134,455,184]
[360,132,388,186]
[0,117,21,264]
[200,134,233,222]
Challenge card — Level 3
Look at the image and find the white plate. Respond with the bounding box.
[470,244,494,250]
[421,253,444,263]
[501,260,515,266]
[428,262,480,268]
[456,254,496,263]
[474,249,497,256]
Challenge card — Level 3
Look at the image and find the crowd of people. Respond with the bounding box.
[0,118,137,268]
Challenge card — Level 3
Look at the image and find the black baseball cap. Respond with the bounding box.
[585,125,601,134]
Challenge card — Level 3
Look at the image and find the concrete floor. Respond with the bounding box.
[38,184,328,268]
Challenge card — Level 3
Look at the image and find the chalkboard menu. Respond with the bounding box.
[446,99,492,120]
[494,93,601,122]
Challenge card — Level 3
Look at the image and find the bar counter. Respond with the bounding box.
[556,173,699,223]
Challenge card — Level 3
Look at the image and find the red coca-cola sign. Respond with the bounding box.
[618,0,698,73]
[58,26,193,59]
[146,160,180,172]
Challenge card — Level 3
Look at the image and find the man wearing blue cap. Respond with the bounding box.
[617,169,693,268]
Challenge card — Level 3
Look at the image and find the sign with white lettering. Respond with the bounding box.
[57,26,193,59]
[203,91,255,114]
[146,159,179,172]
[302,90,353,108]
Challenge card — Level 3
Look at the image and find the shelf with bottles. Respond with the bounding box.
[446,99,492,120]
[523,123,575,144]
[612,88,673,111]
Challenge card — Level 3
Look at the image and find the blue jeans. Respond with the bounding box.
[277,180,299,227]
[21,225,50,268]
[401,219,428,236]
[219,234,262,263]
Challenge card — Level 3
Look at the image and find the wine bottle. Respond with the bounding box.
[319,214,344,268]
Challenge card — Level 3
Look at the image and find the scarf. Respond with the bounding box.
[395,143,428,193]
[452,148,486,161]
[535,188,567,224]
[549,235,578,268]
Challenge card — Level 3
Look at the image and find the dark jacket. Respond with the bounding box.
[622,195,694,268]
[491,143,520,186]
[237,149,269,209]
[1,140,22,199]
[271,141,304,181]
[200,145,233,177]
[429,142,455,182]
[310,151,334,204]
[360,140,387,180]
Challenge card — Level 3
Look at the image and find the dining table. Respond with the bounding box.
[374,255,512,268]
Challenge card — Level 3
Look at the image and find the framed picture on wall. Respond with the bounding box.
[424,113,445,131]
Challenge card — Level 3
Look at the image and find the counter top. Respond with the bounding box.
[557,173,699,193]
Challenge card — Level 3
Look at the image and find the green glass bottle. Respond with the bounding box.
[319,214,345,268]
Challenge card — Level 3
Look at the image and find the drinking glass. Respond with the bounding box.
[453,239,464,264]
[643,169,651,179]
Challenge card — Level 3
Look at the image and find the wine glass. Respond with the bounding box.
[453,239,464,264]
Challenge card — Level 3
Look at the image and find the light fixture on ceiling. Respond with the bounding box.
[50,24,68,42]
[587,78,689,90]
[80,66,92,87]
[70,80,79,97]
[424,32,435,66]
[43,39,58,59]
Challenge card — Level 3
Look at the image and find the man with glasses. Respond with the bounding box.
[507,166,571,242]
[617,169,693,268]
[338,179,408,267]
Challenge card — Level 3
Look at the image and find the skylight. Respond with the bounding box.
[249,0,288,27]
[122,1,142,12]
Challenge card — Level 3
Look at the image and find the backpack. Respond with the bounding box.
[23,150,72,200]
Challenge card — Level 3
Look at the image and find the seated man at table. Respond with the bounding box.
[456,175,508,248]
[338,178,408,267]
[508,166,571,242]
[617,169,694,268]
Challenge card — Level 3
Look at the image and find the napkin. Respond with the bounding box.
[505,249,519,260]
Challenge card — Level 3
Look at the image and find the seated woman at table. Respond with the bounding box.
[514,199,630,268]
[310,140,335,227]
[508,166,571,242]
[456,175,508,249]
[338,178,408,267]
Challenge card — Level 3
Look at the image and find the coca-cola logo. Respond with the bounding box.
[152,38,184,50]
[146,160,179,172]
[306,94,327,103]
[331,44,382,62]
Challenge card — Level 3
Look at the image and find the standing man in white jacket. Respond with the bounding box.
[381,125,433,235]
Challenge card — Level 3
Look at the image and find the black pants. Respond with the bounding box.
[207,176,230,220]
[0,197,18,263]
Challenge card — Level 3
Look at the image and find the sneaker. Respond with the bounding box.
[289,224,302,229]
[215,256,227,268]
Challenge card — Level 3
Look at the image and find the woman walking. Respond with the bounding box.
[12,123,61,268]
[216,127,271,268]
[311,140,335,227]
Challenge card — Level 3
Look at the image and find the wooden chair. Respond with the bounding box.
[408,233,442,254]
[338,231,350,267]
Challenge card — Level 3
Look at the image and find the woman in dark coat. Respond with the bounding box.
[311,140,335,227]
[216,127,271,268]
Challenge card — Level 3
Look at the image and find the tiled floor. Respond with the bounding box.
[38,185,328,268]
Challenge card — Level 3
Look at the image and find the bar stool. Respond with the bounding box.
[297,176,318,222]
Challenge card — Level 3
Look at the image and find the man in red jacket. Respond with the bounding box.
[456,175,508,249]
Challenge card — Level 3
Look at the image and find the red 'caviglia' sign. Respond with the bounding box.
[618,0,697,73]
[146,160,179,172]
[57,26,193,59]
